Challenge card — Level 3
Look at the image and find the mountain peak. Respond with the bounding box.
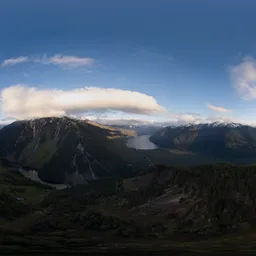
[0,116,136,184]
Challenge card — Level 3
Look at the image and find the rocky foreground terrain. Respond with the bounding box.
[2,160,256,254]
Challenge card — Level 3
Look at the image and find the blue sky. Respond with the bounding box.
[1,0,256,125]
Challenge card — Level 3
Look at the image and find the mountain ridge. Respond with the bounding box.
[150,121,256,162]
[0,116,137,184]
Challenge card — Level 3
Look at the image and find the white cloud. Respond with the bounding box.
[83,112,255,127]
[47,55,94,67]
[2,57,29,67]
[230,57,256,99]
[0,118,16,126]
[207,104,232,113]
[2,55,95,68]
[83,117,157,126]
[166,112,201,125]
[1,85,166,120]
[173,113,200,124]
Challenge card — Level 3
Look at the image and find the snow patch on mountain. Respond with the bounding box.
[179,121,246,130]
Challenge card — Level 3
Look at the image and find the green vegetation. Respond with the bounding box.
[150,124,256,161]
[0,168,51,206]
[2,162,256,253]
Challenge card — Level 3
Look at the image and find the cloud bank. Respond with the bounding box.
[83,112,256,127]
[1,85,166,119]
[2,55,95,68]
[207,104,232,113]
[231,57,256,99]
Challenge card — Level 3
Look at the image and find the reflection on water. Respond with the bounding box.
[18,168,68,190]
[126,135,158,150]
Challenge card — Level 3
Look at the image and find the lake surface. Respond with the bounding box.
[18,168,68,190]
[126,135,158,150]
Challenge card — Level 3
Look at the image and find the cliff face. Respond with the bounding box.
[0,117,135,184]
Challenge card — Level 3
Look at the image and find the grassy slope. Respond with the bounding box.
[0,167,51,206]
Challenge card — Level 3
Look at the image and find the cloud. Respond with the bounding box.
[46,55,94,67]
[82,113,256,127]
[83,117,157,126]
[173,113,200,124]
[2,57,29,67]
[1,85,166,120]
[207,104,232,113]
[0,118,16,126]
[2,55,95,68]
[167,112,202,125]
[230,57,256,99]
[84,112,252,127]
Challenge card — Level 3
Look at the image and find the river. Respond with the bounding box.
[18,168,68,190]
[126,135,158,150]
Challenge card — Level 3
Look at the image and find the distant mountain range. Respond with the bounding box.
[85,118,167,135]
[2,117,256,185]
[150,122,256,162]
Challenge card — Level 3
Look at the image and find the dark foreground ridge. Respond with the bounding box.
[2,159,256,253]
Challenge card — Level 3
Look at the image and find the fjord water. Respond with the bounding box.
[126,135,158,150]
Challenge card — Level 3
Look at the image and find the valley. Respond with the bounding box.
[2,118,256,253]
[1,1,255,254]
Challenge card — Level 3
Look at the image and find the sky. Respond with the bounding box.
[1,0,256,126]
